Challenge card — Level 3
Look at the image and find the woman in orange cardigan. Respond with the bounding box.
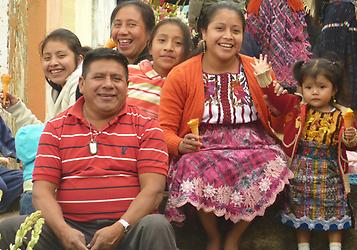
[159,2,293,250]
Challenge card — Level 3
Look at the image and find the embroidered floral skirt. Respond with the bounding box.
[165,122,293,223]
[281,141,352,231]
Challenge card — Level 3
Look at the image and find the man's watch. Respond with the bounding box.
[118,218,131,233]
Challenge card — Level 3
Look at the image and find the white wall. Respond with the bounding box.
[74,0,116,48]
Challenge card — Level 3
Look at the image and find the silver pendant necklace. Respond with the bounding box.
[89,140,98,155]
[88,123,99,155]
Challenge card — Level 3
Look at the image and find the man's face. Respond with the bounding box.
[79,59,128,120]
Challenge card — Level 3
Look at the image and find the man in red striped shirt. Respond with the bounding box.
[0,48,177,250]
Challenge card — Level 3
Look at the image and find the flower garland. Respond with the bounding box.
[6,210,45,250]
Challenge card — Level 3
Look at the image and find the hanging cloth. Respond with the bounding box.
[247,0,304,15]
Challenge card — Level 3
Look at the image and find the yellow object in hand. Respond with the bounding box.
[187,118,199,136]
[1,74,11,106]
[104,38,117,48]
[343,108,354,128]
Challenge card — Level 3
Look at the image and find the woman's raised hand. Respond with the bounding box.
[0,92,19,109]
[178,133,202,155]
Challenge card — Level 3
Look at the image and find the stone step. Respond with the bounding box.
[174,186,357,250]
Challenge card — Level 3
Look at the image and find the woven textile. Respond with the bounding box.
[165,122,293,223]
[315,1,357,109]
[246,0,312,90]
[281,109,352,231]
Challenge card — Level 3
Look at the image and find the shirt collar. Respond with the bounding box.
[138,59,161,80]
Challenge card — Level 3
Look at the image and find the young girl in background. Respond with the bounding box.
[0,28,84,215]
[0,28,83,127]
[127,18,192,119]
[252,55,357,250]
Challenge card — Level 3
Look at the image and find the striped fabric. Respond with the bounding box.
[202,66,258,125]
[33,97,168,222]
[127,60,164,119]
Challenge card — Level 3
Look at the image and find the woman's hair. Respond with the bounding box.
[39,28,82,67]
[110,1,155,34]
[148,18,193,60]
[198,1,246,34]
[293,55,346,101]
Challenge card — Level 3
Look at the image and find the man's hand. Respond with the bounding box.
[88,223,124,250]
[59,225,88,250]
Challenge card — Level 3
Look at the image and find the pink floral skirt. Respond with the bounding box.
[165,122,293,223]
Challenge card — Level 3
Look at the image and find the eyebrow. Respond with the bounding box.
[114,18,139,23]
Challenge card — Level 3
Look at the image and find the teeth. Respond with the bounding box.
[220,43,233,48]
[119,39,131,45]
[50,69,62,74]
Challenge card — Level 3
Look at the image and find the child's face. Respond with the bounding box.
[149,23,185,77]
[41,40,77,87]
[302,74,337,112]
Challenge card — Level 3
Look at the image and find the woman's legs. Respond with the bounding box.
[223,220,250,250]
[198,210,221,250]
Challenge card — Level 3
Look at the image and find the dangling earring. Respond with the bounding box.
[202,40,207,53]
[332,96,337,103]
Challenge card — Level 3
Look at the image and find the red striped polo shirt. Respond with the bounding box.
[33,97,168,222]
[127,60,164,119]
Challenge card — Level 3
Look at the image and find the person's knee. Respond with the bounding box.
[139,214,171,231]
[0,216,26,247]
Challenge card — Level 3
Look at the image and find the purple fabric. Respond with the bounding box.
[246,0,312,89]
[165,122,293,223]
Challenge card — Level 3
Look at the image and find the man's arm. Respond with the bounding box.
[33,181,88,250]
[88,173,166,250]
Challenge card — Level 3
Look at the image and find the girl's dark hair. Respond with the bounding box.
[39,28,82,67]
[193,1,246,56]
[110,1,155,34]
[148,18,193,60]
[198,1,246,34]
[293,55,346,102]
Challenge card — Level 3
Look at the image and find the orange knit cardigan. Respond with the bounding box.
[159,54,278,156]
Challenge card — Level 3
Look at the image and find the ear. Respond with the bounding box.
[332,85,338,97]
[148,44,152,56]
[78,76,85,94]
[78,54,84,65]
[201,29,207,41]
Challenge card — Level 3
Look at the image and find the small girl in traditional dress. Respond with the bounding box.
[252,55,357,250]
